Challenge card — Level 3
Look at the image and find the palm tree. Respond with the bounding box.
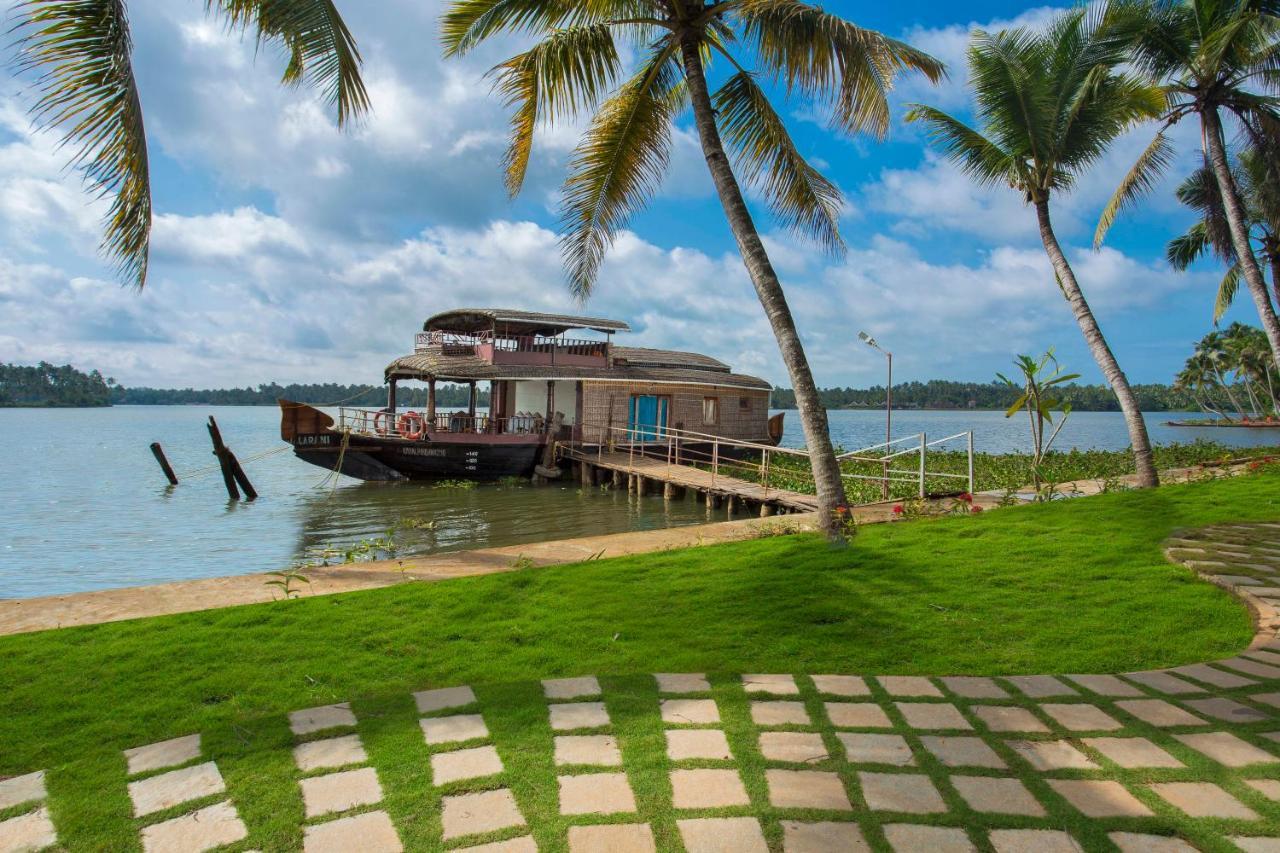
[1197,328,1249,415]
[905,7,1163,487]
[440,0,945,532]
[1099,0,1280,374]
[1167,146,1280,322]
[12,0,369,289]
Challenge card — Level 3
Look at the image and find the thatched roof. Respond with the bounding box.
[385,352,770,391]
[612,347,730,372]
[424,308,630,336]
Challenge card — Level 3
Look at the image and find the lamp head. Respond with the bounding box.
[858,331,876,347]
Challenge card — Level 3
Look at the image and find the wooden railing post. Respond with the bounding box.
[712,439,719,487]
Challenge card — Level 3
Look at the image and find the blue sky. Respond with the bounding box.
[0,0,1253,389]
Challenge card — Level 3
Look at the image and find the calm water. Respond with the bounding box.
[1,406,1276,599]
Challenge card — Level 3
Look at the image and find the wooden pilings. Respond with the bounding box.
[207,416,257,501]
[150,442,179,486]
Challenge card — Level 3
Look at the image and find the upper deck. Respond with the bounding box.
[415,308,628,369]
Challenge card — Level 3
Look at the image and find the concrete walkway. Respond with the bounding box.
[4,522,1280,852]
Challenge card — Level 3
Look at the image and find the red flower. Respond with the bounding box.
[971,505,984,514]
[959,492,973,503]
[892,505,905,515]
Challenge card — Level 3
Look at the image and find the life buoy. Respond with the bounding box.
[397,411,425,440]
[373,410,391,435]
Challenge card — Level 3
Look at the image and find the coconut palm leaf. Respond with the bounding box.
[559,45,684,297]
[902,105,1014,188]
[490,25,622,196]
[441,0,656,57]
[1094,129,1174,246]
[1216,262,1244,322]
[1168,221,1212,269]
[713,71,843,254]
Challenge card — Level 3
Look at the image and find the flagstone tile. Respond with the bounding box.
[441,789,525,841]
[655,673,710,694]
[1065,675,1143,697]
[1107,832,1197,853]
[989,829,1083,853]
[858,772,947,814]
[950,775,1045,816]
[1115,699,1207,727]
[837,733,915,766]
[782,820,870,852]
[555,735,623,767]
[972,705,1049,733]
[661,699,720,725]
[920,736,1006,768]
[1169,664,1257,689]
[825,702,893,729]
[432,745,504,785]
[300,767,383,818]
[549,702,610,731]
[895,702,972,730]
[1081,737,1184,769]
[1048,779,1153,817]
[759,731,830,764]
[1247,650,1280,666]
[0,806,57,853]
[878,676,942,697]
[1220,658,1280,679]
[124,735,201,776]
[1040,703,1123,731]
[413,686,477,713]
[1252,692,1280,709]
[1173,732,1279,767]
[811,675,870,696]
[882,824,975,852]
[1184,697,1271,723]
[1217,575,1267,586]
[1005,675,1076,698]
[1249,779,1280,800]
[666,729,733,761]
[568,823,656,853]
[1123,671,1206,695]
[0,771,46,811]
[422,714,490,745]
[558,772,637,815]
[1229,838,1280,853]
[677,817,768,853]
[743,674,800,695]
[140,801,247,853]
[751,701,811,726]
[302,810,402,853]
[766,769,852,810]
[289,703,357,736]
[543,677,601,700]
[670,768,749,809]
[294,734,367,773]
[129,761,226,817]
[1149,782,1258,819]
[1006,740,1099,771]
[940,676,1008,699]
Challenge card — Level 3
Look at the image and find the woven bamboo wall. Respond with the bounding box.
[579,381,770,443]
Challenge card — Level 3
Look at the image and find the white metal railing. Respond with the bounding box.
[562,421,976,501]
[337,406,544,437]
[414,329,607,359]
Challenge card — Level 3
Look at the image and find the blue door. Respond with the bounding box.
[628,395,668,441]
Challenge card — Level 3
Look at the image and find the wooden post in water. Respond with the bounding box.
[207,416,257,501]
[150,442,179,486]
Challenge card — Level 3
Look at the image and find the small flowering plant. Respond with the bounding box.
[831,504,859,538]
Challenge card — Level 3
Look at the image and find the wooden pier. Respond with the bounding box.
[558,447,819,516]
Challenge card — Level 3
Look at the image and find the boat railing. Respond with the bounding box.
[414,330,608,362]
[336,407,546,438]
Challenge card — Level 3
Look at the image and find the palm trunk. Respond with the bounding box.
[1214,368,1245,417]
[1270,251,1280,317]
[676,34,848,531]
[1203,108,1280,374]
[1034,198,1159,487]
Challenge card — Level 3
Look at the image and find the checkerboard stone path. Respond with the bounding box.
[11,522,1280,851]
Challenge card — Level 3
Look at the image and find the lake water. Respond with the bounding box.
[1,405,1276,599]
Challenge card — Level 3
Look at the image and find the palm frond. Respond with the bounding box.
[1167,221,1211,270]
[735,0,945,139]
[902,105,1014,188]
[1094,129,1174,247]
[714,71,844,254]
[1215,262,1243,323]
[490,25,622,197]
[441,0,651,56]
[13,0,151,288]
[214,0,370,126]
[558,43,683,297]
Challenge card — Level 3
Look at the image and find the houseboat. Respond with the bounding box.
[279,308,784,481]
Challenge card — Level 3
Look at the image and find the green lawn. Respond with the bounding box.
[1,469,1278,850]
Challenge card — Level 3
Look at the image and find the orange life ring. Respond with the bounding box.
[397,411,424,441]
[373,410,391,435]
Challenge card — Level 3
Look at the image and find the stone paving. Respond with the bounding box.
[7,522,1280,851]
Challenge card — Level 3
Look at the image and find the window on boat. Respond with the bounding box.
[703,397,720,425]
[739,396,750,411]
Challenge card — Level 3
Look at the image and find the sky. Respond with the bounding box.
[0,0,1255,390]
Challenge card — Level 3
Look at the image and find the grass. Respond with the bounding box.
[1,469,1278,850]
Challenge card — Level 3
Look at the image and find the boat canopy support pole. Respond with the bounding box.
[387,378,397,414]
[545,381,555,434]
[468,381,477,418]
[427,378,437,424]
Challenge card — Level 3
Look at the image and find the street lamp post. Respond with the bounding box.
[858,332,893,500]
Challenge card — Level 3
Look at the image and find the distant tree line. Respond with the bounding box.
[769,380,1199,412]
[112,382,490,408]
[0,362,114,407]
